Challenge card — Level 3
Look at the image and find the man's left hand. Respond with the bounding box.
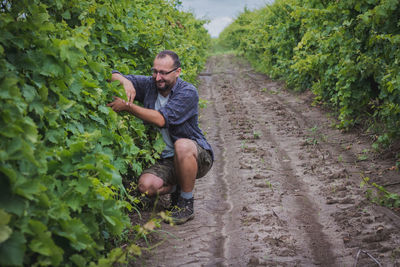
[107,97,129,112]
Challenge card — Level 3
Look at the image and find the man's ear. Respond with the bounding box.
[175,67,182,78]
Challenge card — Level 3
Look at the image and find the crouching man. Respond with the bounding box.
[107,50,213,224]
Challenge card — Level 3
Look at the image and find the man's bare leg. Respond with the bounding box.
[167,138,198,224]
[173,138,198,194]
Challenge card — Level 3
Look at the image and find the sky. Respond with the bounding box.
[179,0,274,38]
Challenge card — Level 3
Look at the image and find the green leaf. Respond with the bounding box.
[0,164,18,182]
[62,10,71,20]
[48,200,71,221]
[70,254,87,267]
[58,94,75,110]
[58,39,85,68]
[22,84,37,103]
[89,114,105,126]
[22,117,38,143]
[0,77,20,99]
[74,177,91,195]
[37,85,48,101]
[0,209,11,226]
[0,225,12,244]
[15,180,46,200]
[98,105,109,115]
[1,195,25,216]
[39,55,64,77]
[153,135,166,154]
[28,220,63,265]
[0,231,26,266]
[33,10,50,25]
[70,80,83,96]
[46,129,64,144]
[64,191,81,212]
[57,218,95,251]
[0,209,12,244]
[72,36,89,50]
[107,247,125,263]
[128,244,142,256]
[0,178,26,216]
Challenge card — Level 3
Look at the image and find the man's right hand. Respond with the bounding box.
[111,73,136,104]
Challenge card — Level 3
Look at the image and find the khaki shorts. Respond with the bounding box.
[142,142,213,186]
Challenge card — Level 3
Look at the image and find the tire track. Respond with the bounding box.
[140,54,400,267]
[141,57,231,267]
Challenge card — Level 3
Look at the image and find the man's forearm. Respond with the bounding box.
[111,73,127,84]
[127,102,165,128]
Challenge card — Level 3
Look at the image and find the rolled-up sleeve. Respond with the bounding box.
[158,86,198,128]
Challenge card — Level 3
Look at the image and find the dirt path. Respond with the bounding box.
[138,54,400,266]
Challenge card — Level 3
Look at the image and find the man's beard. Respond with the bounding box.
[154,78,171,92]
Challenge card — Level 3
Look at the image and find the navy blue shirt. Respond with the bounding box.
[113,71,214,160]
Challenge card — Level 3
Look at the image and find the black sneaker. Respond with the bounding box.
[169,185,181,209]
[136,195,156,211]
[167,196,194,225]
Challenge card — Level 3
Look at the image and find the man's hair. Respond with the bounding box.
[156,50,181,68]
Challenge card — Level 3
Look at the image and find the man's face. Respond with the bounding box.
[152,56,181,92]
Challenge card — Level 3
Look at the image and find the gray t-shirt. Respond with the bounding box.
[111,71,214,161]
[155,93,174,158]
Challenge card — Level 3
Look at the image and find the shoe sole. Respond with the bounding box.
[164,213,195,225]
[173,213,195,225]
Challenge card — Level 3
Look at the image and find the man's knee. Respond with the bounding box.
[174,139,197,159]
[138,174,163,196]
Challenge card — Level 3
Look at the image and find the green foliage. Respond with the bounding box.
[219,0,400,147]
[0,0,210,265]
[361,177,400,208]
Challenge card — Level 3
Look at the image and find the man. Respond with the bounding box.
[107,50,213,224]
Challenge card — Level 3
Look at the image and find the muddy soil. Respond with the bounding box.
[136,54,400,266]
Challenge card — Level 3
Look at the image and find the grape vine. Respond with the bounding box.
[0,0,210,265]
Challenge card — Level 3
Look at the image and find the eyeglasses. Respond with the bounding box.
[151,67,179,76]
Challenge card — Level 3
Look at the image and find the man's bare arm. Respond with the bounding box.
[107,97,165,128]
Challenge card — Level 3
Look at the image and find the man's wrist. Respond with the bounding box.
[126,102,134,112]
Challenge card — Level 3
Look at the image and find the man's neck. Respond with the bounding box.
[158,89,171,97]
[157,78,178,97]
